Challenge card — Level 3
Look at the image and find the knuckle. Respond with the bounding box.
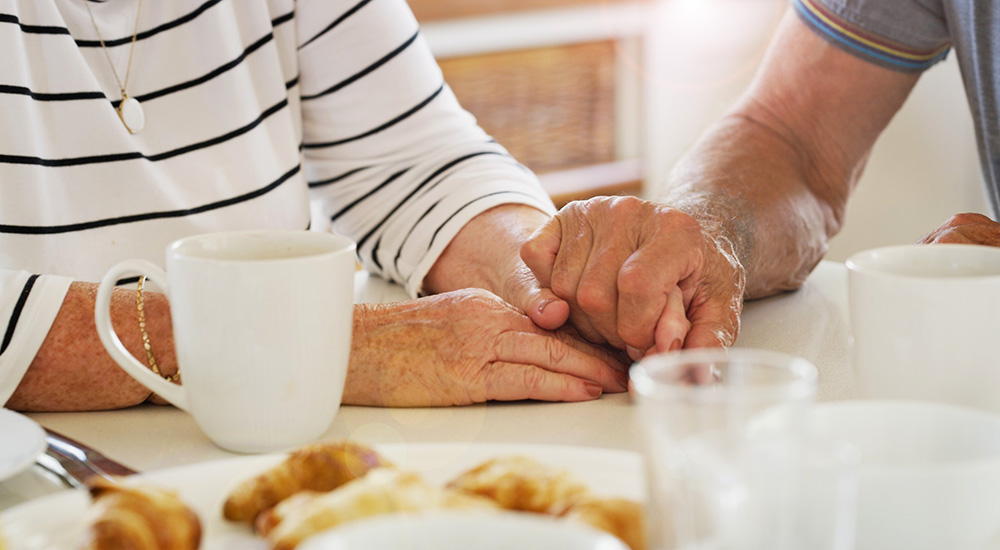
[520,239,542,262]
[561,200,593,222]
[948,213,974,225]
[656,208,700,235]
[673,208,700,228]
[544,336,569,364]
[580,196,606,211]
[576,282,615,315]
[666,313,693,333]
[950,212,991,226]
[463,288,496,308]
[610,195,641,214]
[491,331,511,360]
[618,323,653,350]
[550,273,577,302]
[618,195,644,207]
[475,365,498,401]
[521,368,545,394]
[617,263,652,296]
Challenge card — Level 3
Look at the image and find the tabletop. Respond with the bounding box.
[0,260,855,509]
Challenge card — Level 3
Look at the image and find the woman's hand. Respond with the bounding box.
[344,288,629,407]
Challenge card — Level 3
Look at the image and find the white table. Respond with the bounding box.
[0,260,855,507]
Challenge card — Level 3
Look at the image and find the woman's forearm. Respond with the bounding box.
[6,282,176,411]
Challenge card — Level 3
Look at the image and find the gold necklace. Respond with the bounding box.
[82,0,145,134]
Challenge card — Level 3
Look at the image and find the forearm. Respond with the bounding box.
[6,282,178,411]
[658,112,845,299]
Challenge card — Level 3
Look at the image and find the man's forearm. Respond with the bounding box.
[656,9,920,300]
[658,113,845,299]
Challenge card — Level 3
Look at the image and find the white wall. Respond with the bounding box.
[640,0,990,262]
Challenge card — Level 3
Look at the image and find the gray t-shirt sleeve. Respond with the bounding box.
[792,0,952,72]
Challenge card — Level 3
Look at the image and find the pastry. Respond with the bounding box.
[223,440,390,524]
[446,455,590,515]
[562,496,647,550]
[79,477,201,550]
[258,468,497,550]
[448,456,646,549]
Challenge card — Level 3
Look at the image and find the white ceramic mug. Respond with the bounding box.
[846,244,1000,411]
[94,230,356,453]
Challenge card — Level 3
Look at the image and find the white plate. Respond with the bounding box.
[0,410,45,483]
[0,443,644,550]
[300,511,630,550]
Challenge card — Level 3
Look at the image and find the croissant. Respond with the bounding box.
[223,440,390,524]
[79,477,202,550]
[446,456,590,515]
[562,496,647,550]
[258,468,497,550]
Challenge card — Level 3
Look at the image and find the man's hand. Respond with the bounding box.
[520,196,745,360]
[919,213,1000,246]
[344,288,629,407]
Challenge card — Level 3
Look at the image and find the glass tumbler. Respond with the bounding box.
[631,348,855,550]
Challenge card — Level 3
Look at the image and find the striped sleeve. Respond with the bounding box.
[0,270,72,406]
[793,0,952,72]
[295,0,555,297]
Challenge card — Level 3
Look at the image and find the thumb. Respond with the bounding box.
[503,267,570,330]
[520,215,562,287]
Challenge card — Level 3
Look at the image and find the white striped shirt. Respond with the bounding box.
[0,0,555,404]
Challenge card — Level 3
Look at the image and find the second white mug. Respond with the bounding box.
[846,244,1000,412]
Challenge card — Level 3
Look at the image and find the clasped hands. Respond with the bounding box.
[521,196,746,361]
[345,198,747,408]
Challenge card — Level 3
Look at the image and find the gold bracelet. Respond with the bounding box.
[136,276,179,383]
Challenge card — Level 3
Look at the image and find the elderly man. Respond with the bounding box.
[521,0,1000,359]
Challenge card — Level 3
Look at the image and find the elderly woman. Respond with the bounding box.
[0,0,628,411]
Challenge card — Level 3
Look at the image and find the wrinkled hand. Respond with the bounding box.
[344,288,629,407]
[918,213,1000,246]
[520,196,746,360]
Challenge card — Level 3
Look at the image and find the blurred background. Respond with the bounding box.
[409,0,991,262]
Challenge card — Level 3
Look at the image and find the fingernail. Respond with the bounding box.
[670,338,682,352]
[627,346,643,361]
[585,382,603,398]
[538,299,555,315]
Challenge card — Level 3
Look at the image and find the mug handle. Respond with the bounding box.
[94,259,189,411]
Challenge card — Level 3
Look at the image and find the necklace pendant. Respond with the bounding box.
[118,94,145,134]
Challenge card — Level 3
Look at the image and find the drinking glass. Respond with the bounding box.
[632,348,855,549]
[671,432,860,550]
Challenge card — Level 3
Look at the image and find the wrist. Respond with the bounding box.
[119,287,178,383]
[424,204,550,295]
